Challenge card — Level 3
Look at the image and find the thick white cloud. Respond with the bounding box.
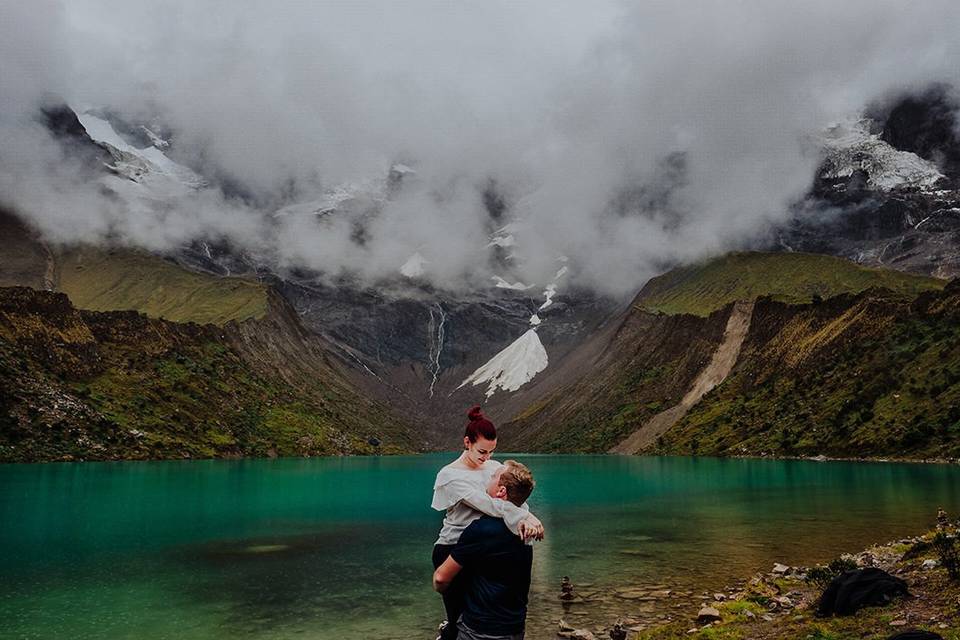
[2,0,960,295]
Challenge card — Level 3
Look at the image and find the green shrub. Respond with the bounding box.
[806,557,859,588]
[933,532,959,580]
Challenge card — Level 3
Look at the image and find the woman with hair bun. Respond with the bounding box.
[430,405,544,640]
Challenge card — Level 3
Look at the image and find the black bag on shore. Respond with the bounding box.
[887,632,943,640]
[816,568,909,616]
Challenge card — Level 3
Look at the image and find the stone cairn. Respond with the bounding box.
[560,576,577,600]
[608,621,627,640]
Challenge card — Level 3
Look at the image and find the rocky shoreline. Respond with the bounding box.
[735,454,960,465]
[552,514,959,639]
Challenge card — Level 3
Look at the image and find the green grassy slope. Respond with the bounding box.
[638,252,944,316]
[506,253,958,458]
[57,248,268,326]
[0,287,417,462]
[656,284,960,459]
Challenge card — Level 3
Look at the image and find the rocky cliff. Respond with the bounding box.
[780,85,960,280]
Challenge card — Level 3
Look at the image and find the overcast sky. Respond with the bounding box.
[2,1,960,295]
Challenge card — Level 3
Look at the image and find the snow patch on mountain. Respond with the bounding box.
[463,242,567,397]
[140,126,169,150]
[819,118,944,191]
[492,276,533,290]
[272,182,380,218]
[488,234,515,248]
[400,252,428,278]
[539,284,558,311]
[458,329,548,398]
[488,223,521,254]
[75,111,205,194]
[271,162,417,222]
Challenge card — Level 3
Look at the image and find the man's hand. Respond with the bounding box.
[433,555,463,593]
[518,514,544,541]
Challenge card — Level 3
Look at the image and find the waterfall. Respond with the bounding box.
[428,303,447,397]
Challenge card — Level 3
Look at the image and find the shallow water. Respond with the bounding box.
[1,454,958,639]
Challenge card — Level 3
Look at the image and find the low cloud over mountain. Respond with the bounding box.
[3,1,960,295]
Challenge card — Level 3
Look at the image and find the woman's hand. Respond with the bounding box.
[518,514,544,541]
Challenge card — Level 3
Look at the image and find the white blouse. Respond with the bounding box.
[431,459,529,545]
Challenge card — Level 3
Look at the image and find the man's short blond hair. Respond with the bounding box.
[500,460,535,506]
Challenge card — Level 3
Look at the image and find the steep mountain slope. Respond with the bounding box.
[657,282,960,459]
[498,303,730,452]
[500,253,947,454]
[609,300,754,454]
[0,286,419,462]
[0,211,52,291]
[269,265,619,448]
[780,86,960,280]
[0,212,421,461]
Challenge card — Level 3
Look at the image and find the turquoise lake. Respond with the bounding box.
[1,454,959,639]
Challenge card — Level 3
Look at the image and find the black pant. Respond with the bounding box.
[433,543,464,640]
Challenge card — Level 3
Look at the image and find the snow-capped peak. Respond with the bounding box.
[819,117,944,191]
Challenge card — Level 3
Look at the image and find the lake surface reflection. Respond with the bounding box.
[2,455,958,639]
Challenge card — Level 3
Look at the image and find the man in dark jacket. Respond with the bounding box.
[433,460,536,640]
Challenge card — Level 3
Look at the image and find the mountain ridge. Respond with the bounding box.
[0,211,423,461]
[656,280,960,459]
[500,253,955,457]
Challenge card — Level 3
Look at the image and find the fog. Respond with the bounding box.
[2,1,960,295]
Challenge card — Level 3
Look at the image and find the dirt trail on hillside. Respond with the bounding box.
[610,300,754,454]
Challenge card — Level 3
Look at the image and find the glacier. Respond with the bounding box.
[458,329,548,398]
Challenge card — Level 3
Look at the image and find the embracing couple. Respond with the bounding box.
[431,406,544,640]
